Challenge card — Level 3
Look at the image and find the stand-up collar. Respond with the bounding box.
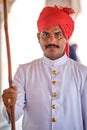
[42,54,68,67]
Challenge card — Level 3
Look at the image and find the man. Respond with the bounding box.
[2,5,87,130]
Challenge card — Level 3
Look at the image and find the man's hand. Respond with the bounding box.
[2,86,17,111]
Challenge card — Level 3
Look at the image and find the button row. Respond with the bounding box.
[52,118,57,122]
[52,70,57,123]
[52,80,57,85]
[52,92,57,97]
[52,104,56,109]
[52,70,57,75]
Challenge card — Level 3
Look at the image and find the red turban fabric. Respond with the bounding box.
[37,5,75,56]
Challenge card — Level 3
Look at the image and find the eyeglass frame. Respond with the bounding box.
[39,31,64,40]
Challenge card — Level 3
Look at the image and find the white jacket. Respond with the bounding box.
[3,54,87,130]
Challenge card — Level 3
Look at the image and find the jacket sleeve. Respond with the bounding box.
[81,73,87,130]
[3,65,25,122]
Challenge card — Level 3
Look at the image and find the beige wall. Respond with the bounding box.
[46,0,81,18]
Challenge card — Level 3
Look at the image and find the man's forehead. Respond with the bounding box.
[41,26,62,33]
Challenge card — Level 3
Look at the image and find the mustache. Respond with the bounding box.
[45,43,59,49]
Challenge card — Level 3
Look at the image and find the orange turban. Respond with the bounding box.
[37,5,75,56]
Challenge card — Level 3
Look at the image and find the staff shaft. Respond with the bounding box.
[3,0,16,130]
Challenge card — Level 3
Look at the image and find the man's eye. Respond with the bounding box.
[42,33,50,38]
[42,33,49,38]
[55,32,62,38]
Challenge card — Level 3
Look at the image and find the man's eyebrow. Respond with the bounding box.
[41,31,63,35]
[42,31,49,34]
[54,31,63,34]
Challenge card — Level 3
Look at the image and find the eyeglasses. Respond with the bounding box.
[40,31,64,40]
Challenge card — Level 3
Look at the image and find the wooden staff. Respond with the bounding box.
[3,0,16,130]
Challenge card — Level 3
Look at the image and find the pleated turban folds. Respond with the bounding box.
[37,5,75,56]
[37,5,75,40]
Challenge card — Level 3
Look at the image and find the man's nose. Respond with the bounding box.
[48,34,56,42]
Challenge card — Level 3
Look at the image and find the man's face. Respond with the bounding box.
[37,26,67,60]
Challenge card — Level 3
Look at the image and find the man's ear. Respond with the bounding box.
[37,33,40,43]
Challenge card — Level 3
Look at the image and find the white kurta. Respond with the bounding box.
[3,54,87,130]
